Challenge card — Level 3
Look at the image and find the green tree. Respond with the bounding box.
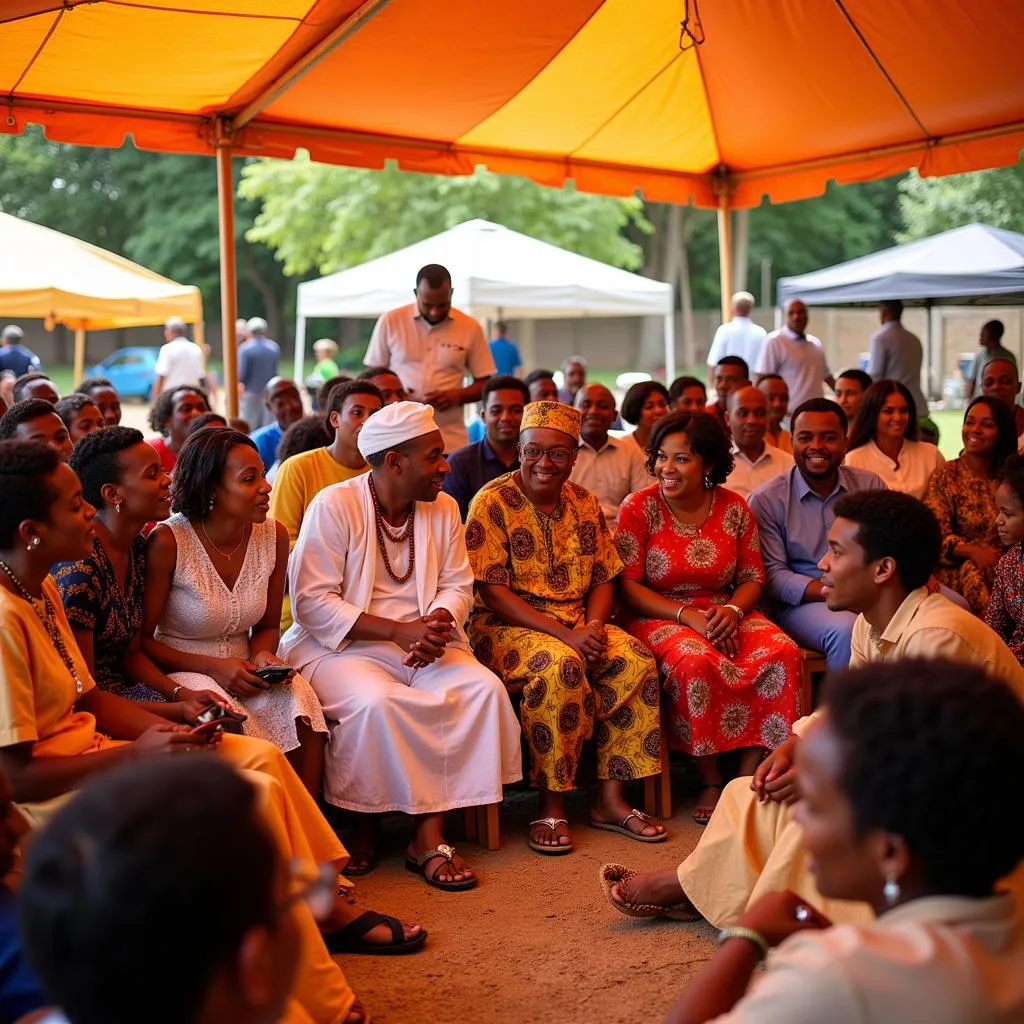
[898,160,1024,239]
[238,153,651,276]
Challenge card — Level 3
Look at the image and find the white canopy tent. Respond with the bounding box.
[294,219,675,382]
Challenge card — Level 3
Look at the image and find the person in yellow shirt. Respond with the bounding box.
[270,380,383,629]
[0,439,423,1024]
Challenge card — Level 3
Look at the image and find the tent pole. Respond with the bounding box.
[293,315,307,386]
[663,311,676,383]
[216,133,239,419]
[73,328,86,387]
[716,194,734,327]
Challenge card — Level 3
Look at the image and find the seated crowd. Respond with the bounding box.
[2,285,1024,1024]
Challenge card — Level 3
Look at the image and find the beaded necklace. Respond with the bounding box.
[0,560,85,695]
[368,476,416,584]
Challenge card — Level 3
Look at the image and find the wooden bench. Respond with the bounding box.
[798,648,827,716]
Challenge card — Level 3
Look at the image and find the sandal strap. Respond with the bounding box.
[619,809,654,830]
[416,845,458,882]
[529,817,569,830]
[330,909,402,945]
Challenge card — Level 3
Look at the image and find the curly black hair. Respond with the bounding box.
[275,415,331,466]
[12,372,56,404]
[54,394,100,430]
[74,376,115,396]
[0,399,61,440]
[147,385,209,434]
[186,412,228,436]
[963,395,1018,477]
[667,375,706,404]
[823,659,1024,896]
[170,428,257,518]
[0,439,62,547]
[998,451,1024,506]
[69,426,145,509]
[644,411,733,483]
[324,379,383,427]
[847,379,919,451]
[790,396,848,435]
[832,491,941,590]
[620,380,671,427]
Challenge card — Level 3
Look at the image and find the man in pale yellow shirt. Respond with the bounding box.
[603,490,1022,927]
[269,380,383,629]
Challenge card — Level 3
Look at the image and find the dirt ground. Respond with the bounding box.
[333,776,721,1024]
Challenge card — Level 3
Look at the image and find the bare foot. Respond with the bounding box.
[612,869,693,912]
[529,818,573,849]
[692,784,722,825]
[323,896,421,946]
[590,800,665,838]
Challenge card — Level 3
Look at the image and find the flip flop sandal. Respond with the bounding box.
[588,808,668,843]
[341,851,378,877]
[598,863,701,921]
[692,784,723,826]
[528,816,574,855]
[404,844,478,891]
[323,910,428,956]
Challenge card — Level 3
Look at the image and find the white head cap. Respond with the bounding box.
[247,316,268,333]
[164,316,186,332]
[357,401,440,459]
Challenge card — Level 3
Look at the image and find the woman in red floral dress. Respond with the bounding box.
[615,412,801,824]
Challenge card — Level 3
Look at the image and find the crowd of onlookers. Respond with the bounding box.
[0,272,1022,1022]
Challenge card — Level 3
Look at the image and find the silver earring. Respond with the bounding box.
[113,500,122,515]
[27,537,40,550]
[883,872,901,906]
[207,498,215,512]
[703,473,713,490]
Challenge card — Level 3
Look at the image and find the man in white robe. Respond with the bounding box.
[280,401,521,891]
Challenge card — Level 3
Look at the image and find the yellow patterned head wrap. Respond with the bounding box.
[520,401,581,441]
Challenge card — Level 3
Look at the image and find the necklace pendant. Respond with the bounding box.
[74,675,83,695]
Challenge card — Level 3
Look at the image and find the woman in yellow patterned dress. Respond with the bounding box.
[466,402,666,855]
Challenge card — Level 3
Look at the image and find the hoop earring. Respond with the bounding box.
[883,872,901,907]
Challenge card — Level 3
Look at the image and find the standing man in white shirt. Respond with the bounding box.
[364,264,495,452]
[569,383,648,530]
[706,291,767,390]
[725,385,793,500]
[756,299,836,414]
[150,316,204,401]
[868,300,927,416]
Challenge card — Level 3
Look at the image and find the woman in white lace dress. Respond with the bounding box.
[142,427,328,795]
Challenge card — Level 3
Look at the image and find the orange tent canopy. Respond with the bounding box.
[2,0,1022,209]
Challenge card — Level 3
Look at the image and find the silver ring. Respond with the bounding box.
[794,904,811,922]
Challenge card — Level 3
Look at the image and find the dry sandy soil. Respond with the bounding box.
[334,777,722,1024]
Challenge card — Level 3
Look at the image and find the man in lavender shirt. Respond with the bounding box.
[748,397,884,670]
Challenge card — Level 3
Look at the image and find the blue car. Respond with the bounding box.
[84,347,160,400]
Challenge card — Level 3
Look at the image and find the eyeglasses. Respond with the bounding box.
[276,859,337,922]
[518,444,579,465]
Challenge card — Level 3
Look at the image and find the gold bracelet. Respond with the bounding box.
[718,926,769,961]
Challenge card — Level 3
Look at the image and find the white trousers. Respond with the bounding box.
[308,642,522,814]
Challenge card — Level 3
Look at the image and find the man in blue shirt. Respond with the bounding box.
[0,325,42,377]
[249,377,304,470]
[237,316,281,429]
[488,321,522,377]
[443,374,527,519]
[748,397,885,670]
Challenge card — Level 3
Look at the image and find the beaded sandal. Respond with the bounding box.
[598,863,701,921]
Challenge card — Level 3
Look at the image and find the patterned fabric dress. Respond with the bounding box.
[615,484,800,757]
[153,513,328,752]
[54,536,165,702]
[465,473,661,791]
[985,543,1024,665]
[923,458,1003,615]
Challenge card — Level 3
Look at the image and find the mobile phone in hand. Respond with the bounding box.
[253,665,293,684]
[189,719,224,741]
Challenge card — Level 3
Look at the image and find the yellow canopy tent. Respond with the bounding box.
[0,211,203,385]
[2,1,1021,410]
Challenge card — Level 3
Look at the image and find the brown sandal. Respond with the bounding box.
[588,808,667,843]
[598,863,700,921]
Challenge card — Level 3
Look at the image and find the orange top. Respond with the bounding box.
[1,1,1021,207]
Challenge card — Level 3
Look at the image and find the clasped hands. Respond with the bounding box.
[562,619,608,666]
[677,603,741,657]
[394,609,456,669]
